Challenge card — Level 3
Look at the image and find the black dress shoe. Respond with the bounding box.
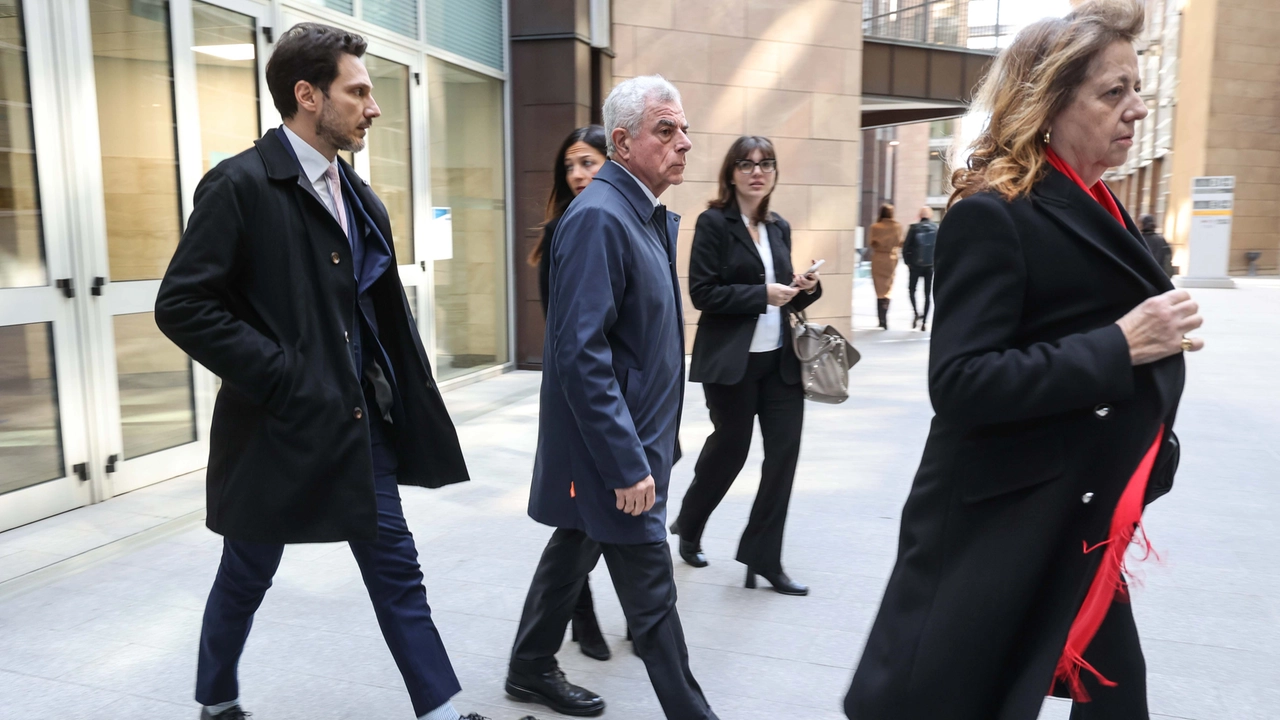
[745,566,809,596]
[677,538,708,568]
[506,667,605,717]
[571,607,611,661]
[200,707,250,720]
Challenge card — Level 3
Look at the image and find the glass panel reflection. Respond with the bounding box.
[0,0,47,289]
[404,285,418,322]
[0,323,64,494]
[91,0,183,282]
[193,1,258,173]
[365,54,413,263]
[428,58,507,381]
[114,312,195,459]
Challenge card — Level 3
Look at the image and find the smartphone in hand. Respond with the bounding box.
[791,259,825,287]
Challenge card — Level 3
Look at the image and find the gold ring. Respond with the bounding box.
[1180,336,1193,352]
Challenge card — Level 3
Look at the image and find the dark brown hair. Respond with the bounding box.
[265,22,368,120]
[878,203,895,221]
[527,125,608,267]
[708,136,778,225]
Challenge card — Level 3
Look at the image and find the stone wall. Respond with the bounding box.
[611,0,864,344]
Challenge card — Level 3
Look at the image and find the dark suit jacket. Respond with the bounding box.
[155,129,468,544]
[537,216,559,317]
[846,168,1184,720]
[528,161,684,545]
[687,204,822,386]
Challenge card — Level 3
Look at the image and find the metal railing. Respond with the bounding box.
[863,0,1016,50]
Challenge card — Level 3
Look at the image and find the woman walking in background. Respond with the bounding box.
[670,136,822,596]
[868,204,904,329]
[1139,214,1174,277]
[846,2,1200,718]
[525,124,616,661]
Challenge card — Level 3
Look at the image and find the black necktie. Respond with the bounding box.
[651,204,668,242]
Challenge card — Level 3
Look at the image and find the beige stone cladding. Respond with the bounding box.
[1169,0,1280,274]
[612,0,863,346]
[893,121,931,226]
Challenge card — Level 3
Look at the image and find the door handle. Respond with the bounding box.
[91,277,106,296]
[105,454,119,474]
[57,278,74,298]
[73,462,88,481]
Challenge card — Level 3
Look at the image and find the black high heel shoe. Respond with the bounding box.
[670,522,708,568]
[745,567,809,596]
[570,608,610,661]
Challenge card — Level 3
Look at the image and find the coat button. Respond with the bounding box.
[1082,492,1094,504]
[331,252,341,264]
[1093,404,1112,418]
[353,407,363,420]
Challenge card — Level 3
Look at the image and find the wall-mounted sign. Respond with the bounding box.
[1180,176,1235,289]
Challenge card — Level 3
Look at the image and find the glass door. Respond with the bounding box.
[71,0,268,496]
[0,0,94,530]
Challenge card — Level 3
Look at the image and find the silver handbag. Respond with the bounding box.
[790,310,859,404]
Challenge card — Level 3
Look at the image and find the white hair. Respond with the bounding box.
[602,75,683,158]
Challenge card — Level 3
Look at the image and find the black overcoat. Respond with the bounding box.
[846,168,1185,720]
[155,130,469,545]
[687,204,822,386]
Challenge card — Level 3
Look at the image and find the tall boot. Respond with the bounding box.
[571,577,610,661]
[877,299,889,329]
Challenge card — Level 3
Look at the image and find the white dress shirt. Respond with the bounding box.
[746,215,783,353]
[281,124,343,221]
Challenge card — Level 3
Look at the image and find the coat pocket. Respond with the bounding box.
[622,367,644,409]
[955,425,1066,504]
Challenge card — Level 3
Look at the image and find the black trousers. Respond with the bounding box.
[510,529,718,720]
[1059,593,1150,720]
[675,348,803,574]
[907,266,934,321]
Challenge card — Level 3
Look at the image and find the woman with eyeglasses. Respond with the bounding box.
[670,136,822,596]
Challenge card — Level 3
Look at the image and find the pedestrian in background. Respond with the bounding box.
[1139,213,1175,277]
[669,136,821,596]
[868,204,904,329]
[156,23,487,720]
[901,206,937,331]
[845,1,1201,718]
[507,75,718,720]
[525,124,616,662]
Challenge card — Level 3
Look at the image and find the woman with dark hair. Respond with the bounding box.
[845,2,1201,718]
[528,125,609,315]
[867,203,904,329]
[525,125,617,662]
[670,136,822,596]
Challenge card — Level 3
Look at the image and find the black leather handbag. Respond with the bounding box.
[1144,430,1180,505]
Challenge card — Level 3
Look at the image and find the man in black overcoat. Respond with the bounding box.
[155,23,481,720]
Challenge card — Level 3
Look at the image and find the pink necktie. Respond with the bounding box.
[323,164,348,237]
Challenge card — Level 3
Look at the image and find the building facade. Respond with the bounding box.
[0,0,511,532]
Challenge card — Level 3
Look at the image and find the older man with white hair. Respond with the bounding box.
[504,75,717,720]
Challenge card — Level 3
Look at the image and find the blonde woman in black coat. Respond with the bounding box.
[846,2,1203,719]
[670,136,821,595]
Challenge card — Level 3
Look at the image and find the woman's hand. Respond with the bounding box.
[767,283,799,307]
[792,269,820,293]
[1116,289,1205,365]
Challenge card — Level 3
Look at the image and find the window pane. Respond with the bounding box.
[192,1,258,173]
[292,0,353,15]
[0,0,47,289]
[91,0,183,282]
[0,323,64,494]
[428,57,507,381]
[114,312,195,459]
[365,55,413,262]
[364,0,418,38]
[424,0,504,71]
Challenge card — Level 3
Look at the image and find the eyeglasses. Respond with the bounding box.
[734,159,777,174]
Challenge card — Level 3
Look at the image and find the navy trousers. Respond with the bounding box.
[195,419,460,716]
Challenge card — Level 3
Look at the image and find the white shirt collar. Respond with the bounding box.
[613,160,660,207]
[281,124,337,184]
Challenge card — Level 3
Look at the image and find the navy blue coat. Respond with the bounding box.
[529,161,685,545]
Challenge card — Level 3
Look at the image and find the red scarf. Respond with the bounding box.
[1045,147,1125,226]
[1046,147,1158,702]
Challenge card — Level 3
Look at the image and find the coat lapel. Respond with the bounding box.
[765,219,793,281]
[1033,169,1172,295]
[257,129,349,251]
[722,204,764,270]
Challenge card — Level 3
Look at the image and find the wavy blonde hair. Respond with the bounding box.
[949,0,1144,206]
